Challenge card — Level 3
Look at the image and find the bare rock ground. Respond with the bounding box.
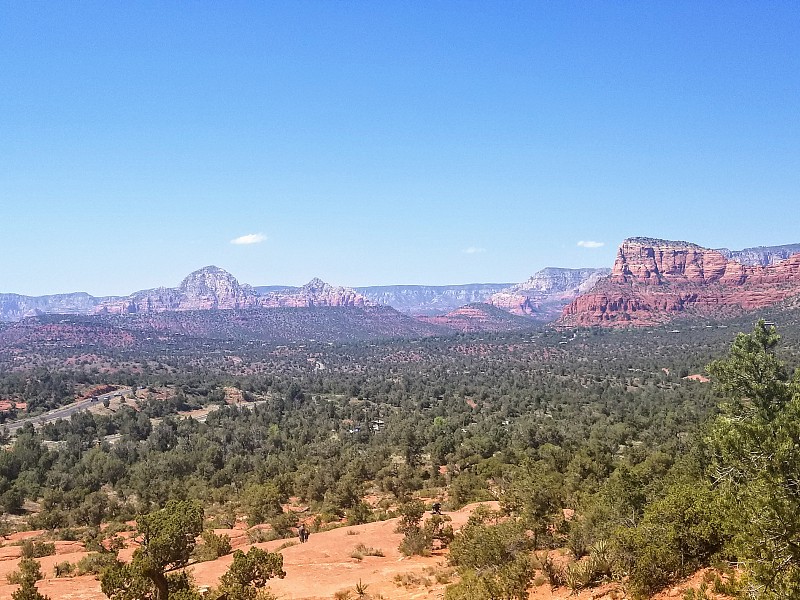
[0,502,733,600]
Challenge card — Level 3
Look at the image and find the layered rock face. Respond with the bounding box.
[0,292,116,322]
[95,268,369,314]
[561,238,800,326]
[488,268,611,318]
[95,266,262,314]
[178,266,260,309]
[356,283,510,315]
[259,278,369,308]
[717,243,800,266]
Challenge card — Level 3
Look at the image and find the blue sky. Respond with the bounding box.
[1,1,798,295]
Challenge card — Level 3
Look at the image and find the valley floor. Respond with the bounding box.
[0,501,731,600]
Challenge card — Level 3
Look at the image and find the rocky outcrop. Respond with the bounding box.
[95,269,370,314]
[95,266,262,314]
[716,243,800,266]
[418,304,536,333]
[355,270,607,321]
[561,238,800,326]
[355,283,510,315]
[178,266,259,309]
[488,268,611,318]
[259,278,369,308]
[488,292,540,316]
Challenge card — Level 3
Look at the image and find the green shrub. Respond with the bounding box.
[194,530,232,562]
[268,511,298,539]
[246,528,274,544]
[614,482,725,598]
[55,528,79,541]
[54,561,74,577]
[75,552,118,576]
[399,527,429,556]
[8,558,42,585]
[537,552,564,587]
[20,540,56,559]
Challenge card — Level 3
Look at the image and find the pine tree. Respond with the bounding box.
[707,321,800,598]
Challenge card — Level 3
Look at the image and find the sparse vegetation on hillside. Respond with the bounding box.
[1,310,800,597]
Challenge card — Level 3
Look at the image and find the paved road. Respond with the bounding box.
[4,388,132,434]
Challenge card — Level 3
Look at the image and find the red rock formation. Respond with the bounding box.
[419,304,534,333]
[258,278,369,308]
[487,292,539,316]
[488,268,610,317]
[561,238,800,326]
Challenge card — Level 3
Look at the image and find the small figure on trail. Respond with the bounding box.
[299,524,309,543]
[431,502,442,515]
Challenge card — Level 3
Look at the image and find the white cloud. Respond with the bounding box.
[577,240,605,249]
[231,233,267,245]
[463,247,487,255]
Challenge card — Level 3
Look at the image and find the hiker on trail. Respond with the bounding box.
[299,524,308,543]
[432,502,442,515]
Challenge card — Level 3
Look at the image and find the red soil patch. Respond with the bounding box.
[0,505,734,600]
[0,503,497,600]
[684,374,710,383]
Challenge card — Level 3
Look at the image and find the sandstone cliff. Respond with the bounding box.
[259,278,369,308]
[488,267,610,318]
[355,283,510,315]
[716,243,800,266]
[561,238,800,326]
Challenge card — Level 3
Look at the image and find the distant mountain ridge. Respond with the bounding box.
[260,278,369,308]
[354,283,512,315]
[93,267,370,314]
[354,271,612,318]
[95,266,263,314]
[0,267,371,321]
[0,292,117,322]
[0,271,532,321]
[716,243,800,266]
[488,267,611,319]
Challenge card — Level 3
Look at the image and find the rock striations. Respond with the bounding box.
[418,303,538,333]
[488,268,611,319]
[6,239,800,328]
[356,283,511,316]
[93,267,369,315]
[717,243,800,266]
[259,278,369,308]
[561,238,800,326]
[0,292,114,322]
[95,266,262,314]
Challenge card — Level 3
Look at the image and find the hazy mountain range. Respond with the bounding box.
[3,240,800,330]
[0,268,599,322]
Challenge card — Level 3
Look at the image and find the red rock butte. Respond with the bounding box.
[560,238,800,326]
